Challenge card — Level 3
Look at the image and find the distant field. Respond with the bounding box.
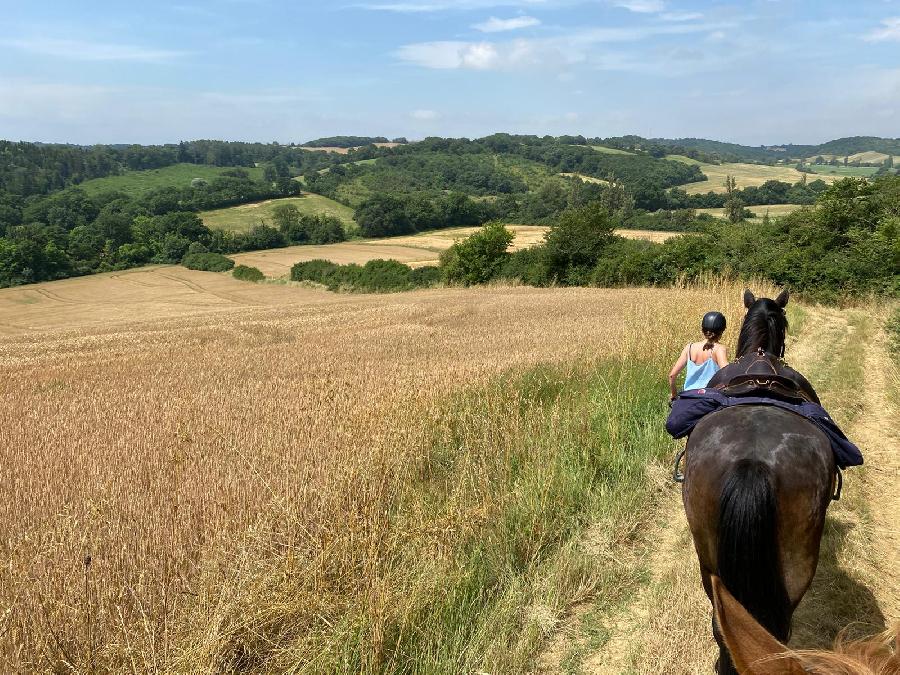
[667,156,840,194]
[201,194,356,233]
[73,163,264,197]
[806,151,897,165]
[806,165,881,177]
[299,142,403,155]
[559,172,609,185]
[696,203,807,220]
[575,145,634,155]
[229,225,679,277]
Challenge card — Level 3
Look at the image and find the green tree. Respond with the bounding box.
[543,202,616,282]
[723,175,744,224]
[355,195,414,237]
[440,222,515,286]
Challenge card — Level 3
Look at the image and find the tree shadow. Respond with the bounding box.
[790,515,887,649]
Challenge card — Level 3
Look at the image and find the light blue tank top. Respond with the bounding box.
[684,344,720,391]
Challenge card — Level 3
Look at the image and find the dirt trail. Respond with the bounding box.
[537,305,899,674]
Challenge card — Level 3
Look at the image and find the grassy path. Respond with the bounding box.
[537,304,900,674]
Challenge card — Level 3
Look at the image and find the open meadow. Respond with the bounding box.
[200,194,357,232]
[72,163,265,197]
[667,156,841,194]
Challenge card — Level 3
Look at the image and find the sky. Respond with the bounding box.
[1,0,898,145]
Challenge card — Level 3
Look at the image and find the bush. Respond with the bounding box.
[182,251,235,272]
[290,259,340,285]
[498,246,550,286]
[409,265,441,287]
[232,265,264,282]
[353,259,414,292]
[440,222,515,286]
[290,258,437,293]
[589,238,656,286]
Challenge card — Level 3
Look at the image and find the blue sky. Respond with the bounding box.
[1,0,898,145]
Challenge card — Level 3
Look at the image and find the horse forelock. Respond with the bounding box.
[736,299,789,358]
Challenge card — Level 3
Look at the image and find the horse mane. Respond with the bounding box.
[736,299,789,358]
[779,626,900,674]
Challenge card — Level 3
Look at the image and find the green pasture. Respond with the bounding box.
[73,163,265,197]
[806,165,881,177]
[200,194,356,233]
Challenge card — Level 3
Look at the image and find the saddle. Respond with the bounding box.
[712,348,815,404]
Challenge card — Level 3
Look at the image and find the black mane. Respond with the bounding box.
[736,299,788,358]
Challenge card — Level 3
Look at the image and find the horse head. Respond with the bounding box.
[737,289,790,358]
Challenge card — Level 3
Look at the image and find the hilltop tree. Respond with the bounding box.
[723,175,744,224]
[440,222,514,286]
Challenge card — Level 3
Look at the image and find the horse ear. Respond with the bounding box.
[711,576,804,674]
[744,290,756,308]
[775,289,790,308]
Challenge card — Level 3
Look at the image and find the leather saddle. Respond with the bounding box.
[712,348,815,403]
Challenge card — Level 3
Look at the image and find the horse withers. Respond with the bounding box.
[682,290,836,674]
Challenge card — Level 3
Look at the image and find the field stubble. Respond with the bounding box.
[0,278,763,671]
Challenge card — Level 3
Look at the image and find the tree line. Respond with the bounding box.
[445,176,899,303]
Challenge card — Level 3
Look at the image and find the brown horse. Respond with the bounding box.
[682,290,837,673]
[711,575,900,674]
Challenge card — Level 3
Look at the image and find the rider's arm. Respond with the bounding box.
[668,345,689,399]
[714,345,729,368]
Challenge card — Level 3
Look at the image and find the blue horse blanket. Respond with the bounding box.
[666,389,863,469]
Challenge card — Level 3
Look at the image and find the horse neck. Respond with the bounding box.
[736,314,784,358]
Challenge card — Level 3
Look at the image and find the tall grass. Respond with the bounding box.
[177,361,673,672]
[0,280,765,671]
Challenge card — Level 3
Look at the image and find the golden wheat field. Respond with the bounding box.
[0,269,763,672]
[667,156,842,194]
[227,225,679,277]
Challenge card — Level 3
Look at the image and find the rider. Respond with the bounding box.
[668,311,729,400]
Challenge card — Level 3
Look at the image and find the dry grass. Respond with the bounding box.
[0,271,759,672]
[696,203,807,221]
[667,156,841,194]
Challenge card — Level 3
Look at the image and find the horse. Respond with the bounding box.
[711,575,900,674]
[682,289,837,673]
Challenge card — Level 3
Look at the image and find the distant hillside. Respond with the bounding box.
[303,136,394,149]
[812,136,900,157]
[601,135,900,165]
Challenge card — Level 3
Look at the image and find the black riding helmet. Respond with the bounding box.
[701,311,726,334]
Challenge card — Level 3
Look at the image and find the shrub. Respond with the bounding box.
[440,222,515,286]
[409,265,441,287]
[290,258,437,293]
[182,251,235,272]
[498,246,550,286]
[353,259,413,292]
[290,259,340,285]
[232,265,264,282]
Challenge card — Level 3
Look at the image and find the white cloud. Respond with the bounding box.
[609,0,665,14]
[411,109,439,120]
[396,41,501,69]
[397,20,728,71]
[864,17,900,42]
[661,11,703,21]
[473,16,541,32]
[1,37,188,62]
